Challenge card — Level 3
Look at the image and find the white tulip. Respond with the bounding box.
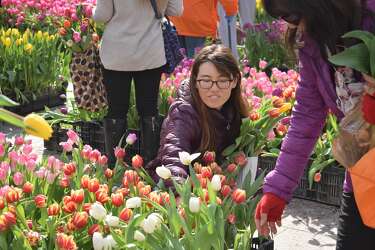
[134,230,146,241]
[105,214,119,227]
[189,197,201,213]
[126,197,142,209]
[178,151,201,166]
[89,202,107,221]
[93,232,105,250]
[211,175,222,191]
[155,165,171,179]
[105,235,117,248]
[148,213,163,229]
[140,217,156,234]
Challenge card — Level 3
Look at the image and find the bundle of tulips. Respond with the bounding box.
[0,127,265,249]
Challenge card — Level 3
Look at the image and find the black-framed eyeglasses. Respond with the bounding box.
[281,13,301,25]
[197,79,233,89]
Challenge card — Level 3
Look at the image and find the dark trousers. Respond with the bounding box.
[102,67,163,119]
[336,192,375,250]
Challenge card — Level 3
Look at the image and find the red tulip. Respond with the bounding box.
[23,182,33,194]
[56,233,77,250]
[95,190,109,204]
[227,213,236,224]
[81,175,90,189]
[71,189,84,204]
[63,162,76,176]
[48,203,60,216]
[72,212,88,229]
[58,27,67,36]
[234,152,247,167]
[114,147,125,159]
[268,108,281,118]
[88,224,100,235]
[63,20,71,29]
[139,185,151,197]
[231,189,246,204]
[82,203,91,213]
[104,169,113,179]
[6,188,20,203]
[221,185,231,197]
[122,170,140,187]
[202,151,216,164]
[314,172,321,182]
[98,155,108,166]
[59,176,70,188]
[89,149,101,163]
[111,193,124,207]
[201,167,212,179]
[160,192,170,205]
[131,154,143,169]
[34,194,47,208]
[249,112,260,121]
[3,211,16,227]
[88,178,100,193]
[119,208,133,222]
[0,198,5,210]
[117,188,130,197]
[227,163,237,173]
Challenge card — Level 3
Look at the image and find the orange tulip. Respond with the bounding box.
[104,169,113,179]
[81,175,90,189]
[6,188,20,203]
[221,185,231,197]
[111,193,124,207]
[71,189,84,204]
[23,182,33,194]
[88,224,101,235]
[34,194,47,208]
[131,154,143,169]
[88,178,100,193]
[72,212,88,229]
[119,208,133,222]
[231,188,246,204]
[63,162,76,176]
[47,203,60,216]
[56,233,77,250]
[95,190,109,204]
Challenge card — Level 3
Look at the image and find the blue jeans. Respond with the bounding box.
[178,35,206,58]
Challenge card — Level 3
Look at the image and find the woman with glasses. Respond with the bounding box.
[254,0,375,249]
[146,44,249,185]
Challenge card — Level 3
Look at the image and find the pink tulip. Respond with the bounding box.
[67,130,79,145]
[0,145,4,157]
[15,136,24,146]
[46,171,58,184]
[47,156,56,168]
[0,168,8,182]
[26,159,36,172]
[259,60,268,70]
[13,172,24,186]
[35,167,47,179]
[59,141,73,152]
[23,144,33,155]
[0,133,6,144]
[98,155,108,166]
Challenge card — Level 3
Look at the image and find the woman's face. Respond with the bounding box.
[196,62,236,110]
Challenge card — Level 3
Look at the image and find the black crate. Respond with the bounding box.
[251,238,274,250]
[258,156,345,207]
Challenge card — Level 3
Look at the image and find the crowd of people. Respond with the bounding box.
[93,0,375,249]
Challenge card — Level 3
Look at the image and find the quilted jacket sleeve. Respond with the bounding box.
[263,48,329,202]
[93,0,114,24]
[157,100,200,183]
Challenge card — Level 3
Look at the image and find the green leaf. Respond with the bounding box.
[0,233,8,250]
[328,43,370,74]
[0,95,19,107]
[222,144,237,157]
[370,38,375,76]
[0,108,25,129]
[343,30,374,49]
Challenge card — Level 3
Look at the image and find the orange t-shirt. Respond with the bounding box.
[169,0,238,38]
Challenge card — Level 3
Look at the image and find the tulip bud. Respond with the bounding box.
[34,194,47,208]
[134,230,145,241]
[201,167,212,179]
[126,197,141,209]
[211,175,222,191]
[314,172,321,182]
[155,166,171,180]
[88,224,100,235]
[72,211,88,229]
[89,202,107,221]
[71,189,84,204]
[119,208,133,222]
[126,133,137,145]
[249,112,261,121]
[95,190,109,204]
[88,178,100,193]
[47,203,60,216]
[227,213,236,224]
[233,152,247,167]
[221,185,231,197]
[202,151,215,164]
[6,188,20,203]
[23,182,33,194]
[81,175,90,189]
[114,147,125,159]
[231,189,246,204]
[63,163,76,176]
[131,154,143,169]
[226,163,237,173]
[98,155,108,166]
[189,197,200,213]
[111,193,124,207]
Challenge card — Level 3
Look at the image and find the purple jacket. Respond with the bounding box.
[264,1,375,202]
[147,81,241,184]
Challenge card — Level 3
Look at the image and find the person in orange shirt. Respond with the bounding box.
[170,0,238,58]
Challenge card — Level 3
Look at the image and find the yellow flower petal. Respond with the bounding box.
[23,114,53,140]
[278,103,292,114]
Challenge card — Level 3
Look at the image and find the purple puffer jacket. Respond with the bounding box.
[146,80,241,184]
[263,1,375,202]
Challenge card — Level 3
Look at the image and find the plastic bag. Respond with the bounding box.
[332,101,375,168]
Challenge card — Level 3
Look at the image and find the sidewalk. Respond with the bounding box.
[274,198,339,250]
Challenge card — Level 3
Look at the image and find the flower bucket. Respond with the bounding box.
[238,156,258,187]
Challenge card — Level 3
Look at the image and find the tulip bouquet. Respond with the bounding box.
[0,28,69,105]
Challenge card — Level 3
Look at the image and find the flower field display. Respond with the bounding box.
[0,28,69,105]
[0,127,270,249]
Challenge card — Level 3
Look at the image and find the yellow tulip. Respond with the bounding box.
[278,103,292,114]
[43,31,49,38]
[23,113,53,140]
[4,37,11,47]
[5,29,11,36]
[36,30,43,40]
[22,33,28,43]
[15,38,23,46]
[24,43,33,53]
[11,28,19,37]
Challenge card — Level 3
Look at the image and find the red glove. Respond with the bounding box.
[362,94,375,125]
[255,192,286,222]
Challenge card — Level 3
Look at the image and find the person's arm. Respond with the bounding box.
[158,102,199,183]
[93,0,114,24]
[218,0,238,17]
[263,50,329,202]
[165,0,184,16]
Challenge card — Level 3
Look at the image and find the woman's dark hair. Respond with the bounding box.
[189,44,249,152]
[262,0,373,58]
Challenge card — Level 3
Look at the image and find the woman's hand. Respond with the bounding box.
[255,193,286,237]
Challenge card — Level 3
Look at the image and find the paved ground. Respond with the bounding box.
[0,123,339,250]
